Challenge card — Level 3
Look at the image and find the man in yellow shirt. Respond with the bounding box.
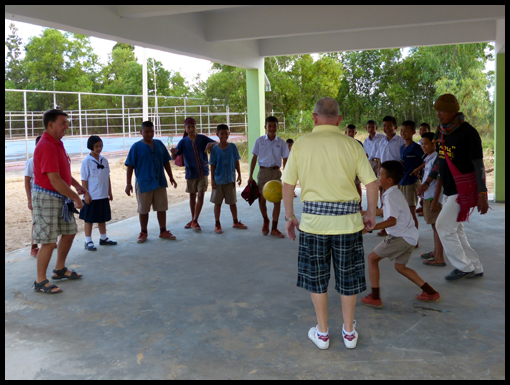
[282,97,378,350]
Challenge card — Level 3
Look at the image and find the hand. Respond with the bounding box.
[417,183,429,197]
[477,193,489,215]
[74,198,84,210]
[28,201,33,211]
[170,148,178,156]
[285,217,300,241]
[431,199,439,212]
[109,193,113,202]
[211,180,216,190]
[248,176,254,185]
[361,229,368,235]
[237,174,242,187]
[205,142,216,153]
[75,184,88,196]
[363,214,376,232]
[84,192,92,205]
[125,184,133,196]
[170,177,177,189]
[411,168,420,178]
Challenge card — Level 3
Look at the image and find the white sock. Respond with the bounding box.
[100,233,107,241]
[343,325,355,335]
[86,236,93,244]
[317,326,329,336]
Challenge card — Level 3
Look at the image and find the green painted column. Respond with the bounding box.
[246,68,266,172]
[494,53,505,203]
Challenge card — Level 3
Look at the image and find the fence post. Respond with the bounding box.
[106,108,109,136]
[208,106,211,136]
[79,93,83,158]
[199,105,202,134]
[9,111,12,139]
[24,90,28,160]
[122,96,126,150]
[175,106,177,134]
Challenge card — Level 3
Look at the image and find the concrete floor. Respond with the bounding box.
[5,191,505,380]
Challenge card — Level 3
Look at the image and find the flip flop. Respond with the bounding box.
[423,258,447,267]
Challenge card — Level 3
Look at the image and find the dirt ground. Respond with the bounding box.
[4,154,494,255]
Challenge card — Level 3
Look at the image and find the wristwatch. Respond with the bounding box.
[285,215,296,221]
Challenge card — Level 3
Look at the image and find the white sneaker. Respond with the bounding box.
[308,326,330,350]
[342,320,358,349]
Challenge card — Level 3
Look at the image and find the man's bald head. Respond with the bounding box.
[313,97,342,126]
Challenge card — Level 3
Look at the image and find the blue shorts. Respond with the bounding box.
[297,231,366,296]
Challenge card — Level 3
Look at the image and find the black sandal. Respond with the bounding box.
[52,267,83,280]
[34,279,62,294]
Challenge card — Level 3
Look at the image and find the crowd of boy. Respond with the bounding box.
[26,93,489,351]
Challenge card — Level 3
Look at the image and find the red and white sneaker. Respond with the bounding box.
[308,326,330,350]
[342,320,358,349]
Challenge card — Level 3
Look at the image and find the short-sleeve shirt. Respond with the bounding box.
[81,154,110,200]
[251,135,289,167]
[382,185,419,246]
[33,132,72,191]
[363,133,385,160]
[377,134,406,163]
[400,141,424,186]
[175,135,216,180]
[422,152,443,203]
[282,125,377,235]
[24,157,35,189]
[125,139,171,193]
[209,143,241,185]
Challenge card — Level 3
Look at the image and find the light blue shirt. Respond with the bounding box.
[251,135,289,167]
[209,143,241,185]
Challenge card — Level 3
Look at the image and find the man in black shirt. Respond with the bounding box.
[418,94,488,281]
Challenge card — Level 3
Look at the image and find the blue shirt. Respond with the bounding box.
[125,140,171,193]
[209,143,241,185]
[175,135,216,180]
[400,141,424,186]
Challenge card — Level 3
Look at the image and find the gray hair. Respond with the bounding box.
[314,97,339,118]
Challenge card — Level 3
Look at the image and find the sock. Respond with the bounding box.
[263,216,270,223]
[233,218,239,225]
[317,326,329,336]
[160,227,167,234]
[371,287,380,300]
[100,233,107,241]
[215,221,221,227]
[141,229,148,234]
[272,220,278,231]
[86,236,93,244]
[420,282,437,295]
[343,325,355,335]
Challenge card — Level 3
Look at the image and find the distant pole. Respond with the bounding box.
[24,90,28,160]
[122,95,126,150]
[142,47,149,122]
[79,93,83,158]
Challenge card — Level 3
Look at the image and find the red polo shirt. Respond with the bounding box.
[33,132,72,191]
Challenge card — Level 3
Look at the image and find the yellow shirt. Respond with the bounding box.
[282,125,377,235]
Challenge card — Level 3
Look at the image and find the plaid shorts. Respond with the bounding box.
[297,231,366,296]
[32,191,77,244]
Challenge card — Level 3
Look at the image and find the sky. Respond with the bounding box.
[5,19,214,84]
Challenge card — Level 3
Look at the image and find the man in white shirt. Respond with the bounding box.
[248,116,289,238]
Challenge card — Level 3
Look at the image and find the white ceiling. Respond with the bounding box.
[5,5,505,69]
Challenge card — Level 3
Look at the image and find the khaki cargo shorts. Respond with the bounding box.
[210,182,237,205]
[135,183,168,214]
[186,176,208,194]
[399,181,420,207]
[32,191,77,244]
[374,235,414,265]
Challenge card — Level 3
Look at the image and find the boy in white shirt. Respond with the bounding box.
[361,160,440,308]
[417,132,445,266]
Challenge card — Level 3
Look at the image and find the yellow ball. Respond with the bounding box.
[262,180,283,203]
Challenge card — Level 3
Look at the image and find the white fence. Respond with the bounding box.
[5,89,285,162]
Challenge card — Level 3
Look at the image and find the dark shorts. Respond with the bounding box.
[297,231,366,296]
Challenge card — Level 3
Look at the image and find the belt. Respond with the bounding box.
[303,201,360,216]
[259,166,279,170]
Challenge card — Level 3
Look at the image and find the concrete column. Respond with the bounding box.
[494,52,505,202]
[246,68,265,172]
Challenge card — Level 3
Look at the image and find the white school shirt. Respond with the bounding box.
[80,154,110,200]
[422,152,443,203]
[381,185,419,246]
[251,135,289,167]
[363,133,385,160]
[377,134,406,163]
[24,157,35,189]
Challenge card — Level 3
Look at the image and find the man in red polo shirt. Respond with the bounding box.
[32,109,87,294]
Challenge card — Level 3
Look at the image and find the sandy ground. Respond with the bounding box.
[4,153,494,255]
